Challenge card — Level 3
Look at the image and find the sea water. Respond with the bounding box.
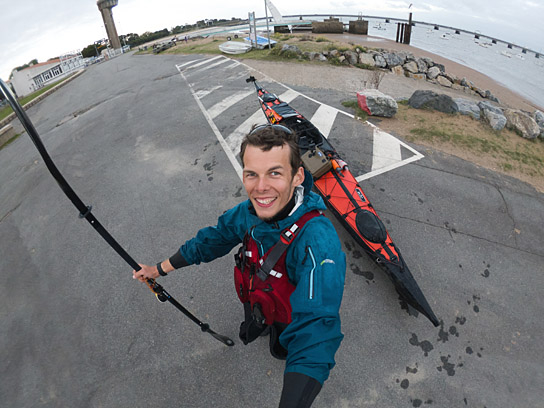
[347,19,544,110]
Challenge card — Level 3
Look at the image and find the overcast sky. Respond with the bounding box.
[1,0,543,81]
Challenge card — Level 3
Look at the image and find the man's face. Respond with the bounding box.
[242,144,304,221]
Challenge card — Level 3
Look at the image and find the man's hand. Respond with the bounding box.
[132,263,159,282]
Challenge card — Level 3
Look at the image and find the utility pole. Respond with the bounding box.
[265,0,271,49]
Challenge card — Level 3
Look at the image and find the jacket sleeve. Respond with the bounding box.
[280,217,346,385]
[178,202,248,265]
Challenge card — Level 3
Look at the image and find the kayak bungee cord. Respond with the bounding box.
[0,79,234,347]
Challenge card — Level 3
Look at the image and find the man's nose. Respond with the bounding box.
[256,177,269,191]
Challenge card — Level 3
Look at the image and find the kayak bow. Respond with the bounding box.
[246,76,439,327]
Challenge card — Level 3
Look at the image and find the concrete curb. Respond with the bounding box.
[0,69,86,130]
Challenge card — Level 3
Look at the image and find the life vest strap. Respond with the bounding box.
[256,210,322,281]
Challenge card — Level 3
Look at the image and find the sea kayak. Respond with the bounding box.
[246,76,439,327]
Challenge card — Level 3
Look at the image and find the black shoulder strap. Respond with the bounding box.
[256,210,321,281]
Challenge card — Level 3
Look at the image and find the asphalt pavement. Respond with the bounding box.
[1,51,543,408]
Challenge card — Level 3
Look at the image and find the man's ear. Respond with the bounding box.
[293,166,305,187]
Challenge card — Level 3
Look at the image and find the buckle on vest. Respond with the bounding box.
[280,223,300,244]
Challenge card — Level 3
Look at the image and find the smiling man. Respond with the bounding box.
[133,124,346,407]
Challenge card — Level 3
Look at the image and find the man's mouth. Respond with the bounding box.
[255,197,276,206]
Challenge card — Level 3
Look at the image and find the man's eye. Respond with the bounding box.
[270,171,281,176]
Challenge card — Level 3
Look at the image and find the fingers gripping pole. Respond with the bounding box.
[0,79,234,347]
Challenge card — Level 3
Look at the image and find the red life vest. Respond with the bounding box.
[233,210,322,327]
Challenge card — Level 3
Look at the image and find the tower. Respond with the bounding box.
[97,0,122,50]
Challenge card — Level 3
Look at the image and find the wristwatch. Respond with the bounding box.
[156,262,167,276]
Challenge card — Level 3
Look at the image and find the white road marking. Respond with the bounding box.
[208,89,253,119]
[371,127,403,171]
[176,65,243,181]
[225,61,241,69]
[183,55,223,71]
[356,122,424,182]
[225,110,265,153]
[175,59,204,70]
[309,104,338,138]
[194,85,223,99]
[197,57,230,72]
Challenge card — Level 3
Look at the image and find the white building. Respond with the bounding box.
[10,52,85,97]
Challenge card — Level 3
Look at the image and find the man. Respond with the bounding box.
[133,124,346,407]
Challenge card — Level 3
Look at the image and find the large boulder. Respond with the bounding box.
[359,53,375,67]
[344,50,358,65]
[484,90,500,103]
[416,58,428,73]
[427,66,441,80]
[391,65,404,76]
[421,56,434,67]
[503,109,541,139]
[315,53,328,62]
[454,98,480,119]
[434,63,446,73]
[373,54,387,68]
[408,90,459,114]
[403,61,419,74]
[534,110,544,138]
[479,101,506,131]
[436,75,453,88]
[357,89,398,118]
[280,44,301,57]
[396,51,413,62]
[383,52,404,67]
[460,77,474,88]
[478,101,503,115]
[533,110,544,127]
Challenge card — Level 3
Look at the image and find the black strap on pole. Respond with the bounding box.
[0,79,234,347]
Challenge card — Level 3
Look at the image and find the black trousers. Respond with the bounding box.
[278,372,322,408]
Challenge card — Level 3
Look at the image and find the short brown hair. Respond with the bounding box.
[240,124,302,176]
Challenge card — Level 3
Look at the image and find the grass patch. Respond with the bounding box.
[0,133,22,151]
[160,33,378,64]
[354,63,379,71]
[0,77,69,121]
[342,100,368,121]
[381,104,544,188]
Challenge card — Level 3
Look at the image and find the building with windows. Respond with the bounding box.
[10,51,85,97]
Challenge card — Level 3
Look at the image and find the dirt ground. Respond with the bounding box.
[375,105,544,192]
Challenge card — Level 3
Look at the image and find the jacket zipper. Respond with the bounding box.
[307,246,316,300]
[250,228,264,256]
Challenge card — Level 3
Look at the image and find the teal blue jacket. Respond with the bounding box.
[179,174,346,384]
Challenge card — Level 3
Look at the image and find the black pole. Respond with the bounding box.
[0,79,234,347]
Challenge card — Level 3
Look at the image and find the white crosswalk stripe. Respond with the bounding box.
[181,55,223,71]
[208,89,253,119]
[309,104,338,139]
[224,89,300,154]
[197,57,231,72]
